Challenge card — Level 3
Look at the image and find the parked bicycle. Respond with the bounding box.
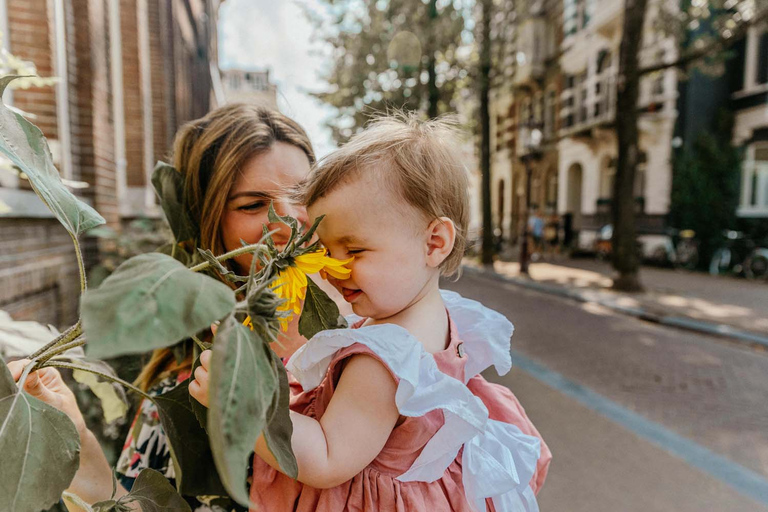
[649,228,699,271]
[709,230,768,280]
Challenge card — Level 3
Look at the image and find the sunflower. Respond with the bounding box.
[266,249,352,331]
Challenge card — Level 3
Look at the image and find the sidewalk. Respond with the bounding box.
[463,251,768,347]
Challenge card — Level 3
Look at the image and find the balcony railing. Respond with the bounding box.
[560,72,616,136]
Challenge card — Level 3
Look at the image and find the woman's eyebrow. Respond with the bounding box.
[227,190,273,201]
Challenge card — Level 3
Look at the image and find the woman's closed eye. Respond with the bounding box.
[347,249,366,255]
[239,201,266,211]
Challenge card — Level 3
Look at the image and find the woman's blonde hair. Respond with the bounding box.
[301,112,469,276]
[135,104,314,391]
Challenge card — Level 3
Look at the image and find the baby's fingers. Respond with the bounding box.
[199,349,212,370]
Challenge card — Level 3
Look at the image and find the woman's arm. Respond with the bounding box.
[6,361,135,511]
[190,352,400,489]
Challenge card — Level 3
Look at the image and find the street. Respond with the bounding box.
[443,271,768,512]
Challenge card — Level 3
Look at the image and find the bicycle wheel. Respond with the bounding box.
[744,248,768,280]
[676,240,699,271]
[709,248,732,276]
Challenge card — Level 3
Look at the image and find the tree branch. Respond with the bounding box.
[640,9,768,76]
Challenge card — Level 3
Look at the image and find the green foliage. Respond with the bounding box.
[81,253,236,359]
[670,125,741,268]
[90,469,191,512]
[152,381,228,497]
[0,76,104,236]
[300,276,346,340]
[263,353,298,480]
[151,161,199,245]
[306,0,472,142]
[0,357,80,512]
[208,315,280,506]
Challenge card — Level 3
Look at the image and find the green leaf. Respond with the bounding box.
[152,380,228,497]
[294,213,325,248]
[0,75,105,235]
[0,357,80,512]
[267,202,298,241]
[208,315,277,506]
[197,248,247,283]
[82,253,236,358]
[263,352,298,478]
[151,161,198,243]
[73,368,129,423]
[298,276,347,339]
[118,468,191,512]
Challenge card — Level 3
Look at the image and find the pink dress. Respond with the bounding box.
[249,290,552,512]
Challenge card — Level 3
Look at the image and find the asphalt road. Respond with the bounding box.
[443,272,768,512]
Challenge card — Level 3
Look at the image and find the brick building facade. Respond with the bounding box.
[0,0,223,327]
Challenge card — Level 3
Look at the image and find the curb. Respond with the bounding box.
[461,265,768,349]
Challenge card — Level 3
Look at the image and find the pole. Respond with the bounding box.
[520,158,533,275]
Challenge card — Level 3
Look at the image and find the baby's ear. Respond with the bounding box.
[425,217,456,269]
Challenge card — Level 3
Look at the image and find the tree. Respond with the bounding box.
[613,0,768,291]
[478,0,493,265]
[306,0,471,142]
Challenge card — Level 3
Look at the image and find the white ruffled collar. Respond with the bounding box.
[344,289,514,383]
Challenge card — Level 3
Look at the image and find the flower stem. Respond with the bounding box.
[27,321,83,360]
[188,242,266,273]
[71,232,87,294]
[42,360,153,400]
[33,337,86,368]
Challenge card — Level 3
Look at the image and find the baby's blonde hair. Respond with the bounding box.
[302,112,469,276]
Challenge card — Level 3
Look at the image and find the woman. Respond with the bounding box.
[7,103,342,510]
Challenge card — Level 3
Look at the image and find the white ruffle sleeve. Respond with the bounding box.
[286,290,540,512]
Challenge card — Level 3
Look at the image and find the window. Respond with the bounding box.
[544,89,556,138]
[758,31,768,85]
[564,0,589,36]
[739,144,768,217]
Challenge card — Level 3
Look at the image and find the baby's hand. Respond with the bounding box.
[188,349,211,408]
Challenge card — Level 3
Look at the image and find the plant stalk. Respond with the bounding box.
[42,360,153,400]
[188,242,267,273]
[27,321,83,360]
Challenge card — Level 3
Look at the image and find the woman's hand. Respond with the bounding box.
[189,349,211,407]
[7,359,87,434]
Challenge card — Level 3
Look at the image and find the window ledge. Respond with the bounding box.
[0,188,55,218]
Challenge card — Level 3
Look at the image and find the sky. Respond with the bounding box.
[218,0,337,158]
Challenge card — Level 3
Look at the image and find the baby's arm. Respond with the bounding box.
[190,351,400,489]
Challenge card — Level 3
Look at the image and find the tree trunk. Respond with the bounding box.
[613,0,648,291]
[480,0,494,265]
[427,0,439,118]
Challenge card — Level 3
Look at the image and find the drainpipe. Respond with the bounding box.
[109,0,127,216]
[137,0,155,211]
[51,0,72,180]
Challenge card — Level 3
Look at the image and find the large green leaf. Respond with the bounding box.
[0,75,105,235]
[121,468,191,512]
[263,352,298,478]
[208,315,277,506]
[151,162,198,244]
[152,380,228,497]
[82,253,236,358]
[298,276,347,339]
[0,357,80,512]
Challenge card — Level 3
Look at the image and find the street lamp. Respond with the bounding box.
[519,123,543,275]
